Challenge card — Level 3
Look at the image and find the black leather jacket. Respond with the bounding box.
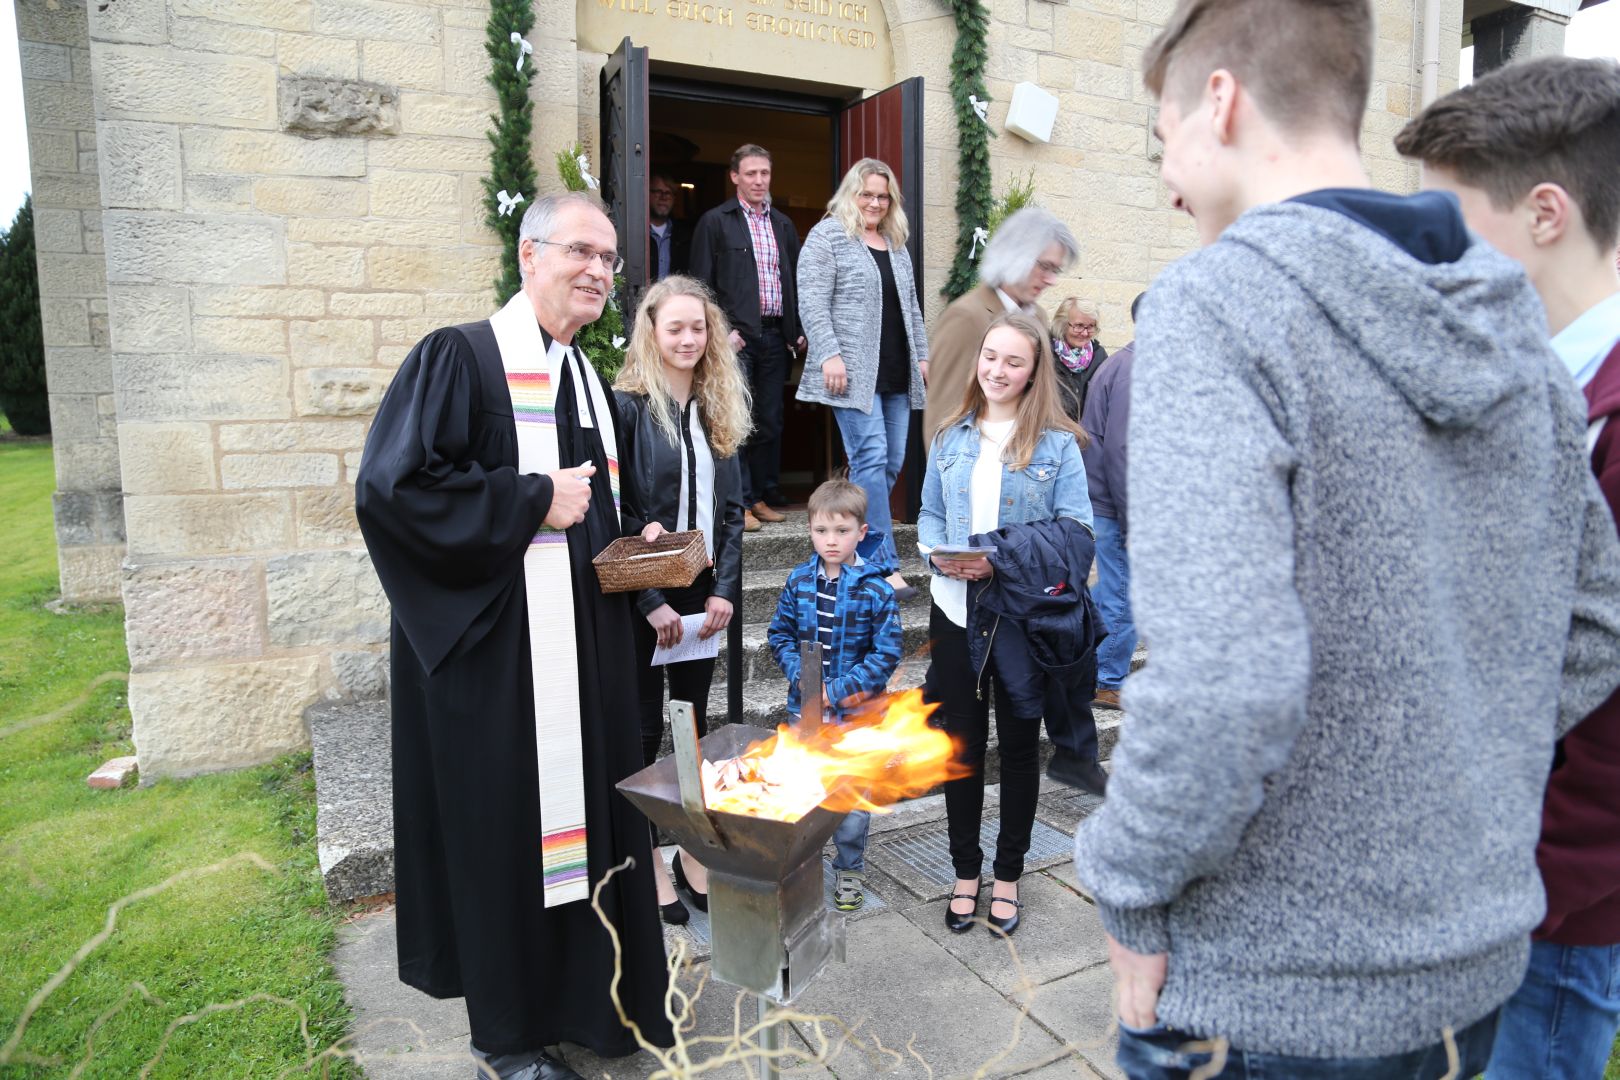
[615,389,746,617]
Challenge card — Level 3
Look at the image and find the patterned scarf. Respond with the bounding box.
[1054,338,1094,373]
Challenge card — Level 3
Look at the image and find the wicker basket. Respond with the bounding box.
[592,530,708,593]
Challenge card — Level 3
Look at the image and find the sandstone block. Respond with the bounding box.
[168,17,277,56]
[221,452,340,489]
[36,252,106,297]
[52,436,124,490]
[379,316,459,346]
[367,135,486,172]
[97,121,183,209]
[313,0,440,43]
[368,246,500,292]
[40,298,92,347]
[124,492,292,556]
[329,649,387,699]
[88,0,169,42]
[130,655,321,778]
[117,352,290,422]
[20,78,94,129]
[33,209,84,256]
[253,176,369,218]
[87,756,140,789]
[118,421,216,494]
[343,449,364,482]
[440,26,488,95]
[93,44,277,127]
[17,0,88,47]
[53,490,126,545]
[286,218,459,246]
[21,42,73,81]
[46,346,113,393]
[183,127,366,176]
[266,549,389,646]
[58,544,125,603]
[172,0,311,31]
[192,316,288,354]
[286,244,367,289]
[219,419,365,452]
[123,558,265,668]
[29,130,78,173]
[1054,6,1123,60]
[277,34,358,79]
[108,285,191,352]
[328,292,423,318]
[185,175,255,213]
[422,291,489,318]
[32,170,104,210]
[287,319,375,370]
[295,367,388,416]
[297,487,362,547]
[48,394,102,441]
[399,92,497,138]
[103,212,286,285]
[192,285,326,317]
[277,76,401,136]
[372,169,460,222]
[362,40,442,92]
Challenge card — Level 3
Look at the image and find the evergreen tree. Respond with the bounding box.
[944,0,993,300]
[483,0,538,303]
[0,196,49,436]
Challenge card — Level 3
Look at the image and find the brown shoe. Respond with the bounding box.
[1092,689,1121,709]
[743,510,762,532]
[751,501,787,523]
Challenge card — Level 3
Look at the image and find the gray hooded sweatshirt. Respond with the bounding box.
[1072,197,1620,1058]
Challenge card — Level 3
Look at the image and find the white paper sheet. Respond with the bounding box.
[650,613,722,667]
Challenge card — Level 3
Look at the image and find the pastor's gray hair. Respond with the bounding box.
[517,191,610,283]
[978,207,1078,289]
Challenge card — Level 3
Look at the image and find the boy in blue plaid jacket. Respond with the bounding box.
[768,479,904,911]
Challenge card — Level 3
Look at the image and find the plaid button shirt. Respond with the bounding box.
[739,200,783,318]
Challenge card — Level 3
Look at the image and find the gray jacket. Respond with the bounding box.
[795,217,927,413]
[1072,201,1620,1058]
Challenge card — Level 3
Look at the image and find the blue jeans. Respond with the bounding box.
[831,810,871,873]
[1092,514,1135,689]
[833,393,911,573]
[1486,939,1620,1079]
[1117,1010,1499,1079]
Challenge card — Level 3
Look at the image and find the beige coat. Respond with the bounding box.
[922,284,1050,443]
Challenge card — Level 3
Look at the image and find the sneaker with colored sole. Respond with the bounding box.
[833,870,865,912]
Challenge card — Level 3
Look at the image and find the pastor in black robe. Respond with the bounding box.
[355,317,674,1057]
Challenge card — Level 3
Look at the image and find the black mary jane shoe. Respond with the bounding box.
[672,852,709,913]
[660,897,690,925]
[944,891,980,933]
[987,892,1022,937]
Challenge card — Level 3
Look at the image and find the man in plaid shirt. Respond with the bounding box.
[689,144,805,530]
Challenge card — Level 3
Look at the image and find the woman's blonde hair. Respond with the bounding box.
[615,275,753,458]
[935,312,1087,468]
[826,158,909,248]
[1051,297,1100,344]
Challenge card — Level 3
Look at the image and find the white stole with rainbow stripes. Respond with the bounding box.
[489,292,622,908]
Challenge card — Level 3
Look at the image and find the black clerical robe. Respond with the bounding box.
[355,318,673,1057]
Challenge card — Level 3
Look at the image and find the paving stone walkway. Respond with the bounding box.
[332,779,1123,1080]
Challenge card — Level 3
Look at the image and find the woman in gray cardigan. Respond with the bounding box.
[796,158,929,594]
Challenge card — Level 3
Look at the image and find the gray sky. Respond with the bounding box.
[0,4,1618,227]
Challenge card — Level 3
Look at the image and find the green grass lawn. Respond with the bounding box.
[0,439,356,1077]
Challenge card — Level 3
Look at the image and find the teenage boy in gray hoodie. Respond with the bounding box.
[1070,0,1620,1075]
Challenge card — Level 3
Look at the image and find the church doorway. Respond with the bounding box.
[599,37,925,515]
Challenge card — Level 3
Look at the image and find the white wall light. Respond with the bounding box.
[1004,81,1058,144]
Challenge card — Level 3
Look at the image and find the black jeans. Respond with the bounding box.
[739,323,789,504]
[632,570,717,766]
[923,603,1042,882]
[1042,648,1100,761]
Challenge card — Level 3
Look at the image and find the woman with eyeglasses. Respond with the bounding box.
[1050,298,1109,421]
[795,158,929,596]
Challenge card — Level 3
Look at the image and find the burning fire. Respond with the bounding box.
[700,689,969,822]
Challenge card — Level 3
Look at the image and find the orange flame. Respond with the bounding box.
[700,689,970,822]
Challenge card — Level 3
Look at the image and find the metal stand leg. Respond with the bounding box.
[757,994,781,1080]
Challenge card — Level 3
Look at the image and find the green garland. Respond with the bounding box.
[944,0,993,300]
[482,0,537,302]
[557,147,628,381]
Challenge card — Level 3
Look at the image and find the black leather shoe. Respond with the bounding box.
[1047,749,1109,796]
[762,489,792,509]
[672,852,708,913]
[660,897,690,925]
[944,891,980,933]
[987,890,1022,937]
[534,1051,585,1080]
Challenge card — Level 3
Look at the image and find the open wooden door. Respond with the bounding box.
[837,78,926,521]
[600,38,650,316]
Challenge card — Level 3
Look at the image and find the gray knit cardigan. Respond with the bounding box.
[795,217,928,414]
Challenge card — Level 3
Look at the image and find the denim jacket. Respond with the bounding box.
[917,415,1093,569]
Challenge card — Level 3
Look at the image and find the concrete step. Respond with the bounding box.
[714,618,935,686]
[742,510,920,572]
[308,699,394,903]
[738,559,931,624]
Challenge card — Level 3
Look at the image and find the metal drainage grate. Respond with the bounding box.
[668,853,887,948]
[880,817,1073,885]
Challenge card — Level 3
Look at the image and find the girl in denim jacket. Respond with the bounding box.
[918,312,1092,937]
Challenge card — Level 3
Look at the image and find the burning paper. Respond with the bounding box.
[700,689,968,822]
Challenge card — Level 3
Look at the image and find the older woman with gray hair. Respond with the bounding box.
[921,208,1078,442]
[796,158,929,591]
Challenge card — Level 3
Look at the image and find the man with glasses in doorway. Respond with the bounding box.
[690,143,806,530]
[648,172,691,282]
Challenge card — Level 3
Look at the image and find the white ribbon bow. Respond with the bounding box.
[611,335,626,350]
[510,32,533,72]
[496,189,525,217]
[968,94,990,124]
[969,226,990,259]
[577,153,598,191]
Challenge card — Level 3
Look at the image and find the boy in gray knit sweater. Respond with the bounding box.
[1071,0,1620,1074]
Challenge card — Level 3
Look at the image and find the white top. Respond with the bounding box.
[675,400,716,561]
[1551,290,1620,391]
[931,417,1014,628]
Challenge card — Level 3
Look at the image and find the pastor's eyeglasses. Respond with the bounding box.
[537,241,625,274]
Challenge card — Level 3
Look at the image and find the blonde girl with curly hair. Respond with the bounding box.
[614,274,752,925]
